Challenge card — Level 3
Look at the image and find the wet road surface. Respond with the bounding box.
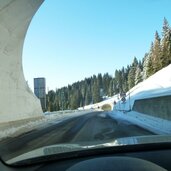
[0,111,155,161]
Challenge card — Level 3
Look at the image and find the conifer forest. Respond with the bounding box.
[47,18,171,111]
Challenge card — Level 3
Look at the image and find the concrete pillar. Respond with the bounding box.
[0,0,44,123]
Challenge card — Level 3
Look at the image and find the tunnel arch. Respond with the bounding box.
[0,0,44,123]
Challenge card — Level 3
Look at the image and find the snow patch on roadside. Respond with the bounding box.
[0,110,93,140]
[109,111,171,134]
[110,65,171,135]
[114,64,171,111]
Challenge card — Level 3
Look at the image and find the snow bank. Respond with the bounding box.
[83,65,171,114]
[109,111,171,134]
[114,64,171,111]
[130,64,171,95]
[111,64,171,134]
[81,95,119,110]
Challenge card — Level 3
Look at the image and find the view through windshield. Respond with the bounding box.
[0,0,171,165]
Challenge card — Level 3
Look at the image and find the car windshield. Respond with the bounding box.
[0,0,171,166]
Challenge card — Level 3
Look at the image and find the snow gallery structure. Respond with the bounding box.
[0,0,44,123]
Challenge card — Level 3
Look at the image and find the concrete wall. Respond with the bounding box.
[110,111,171,135]
[132,95,171,121]
[0,0,44,123]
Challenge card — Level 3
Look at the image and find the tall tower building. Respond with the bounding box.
[34,78,46,111]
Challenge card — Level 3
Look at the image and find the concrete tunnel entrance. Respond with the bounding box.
[0,0,44,123]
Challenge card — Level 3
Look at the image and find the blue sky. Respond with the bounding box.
[23,0,171,91]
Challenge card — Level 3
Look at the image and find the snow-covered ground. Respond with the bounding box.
[111,64,171,134]
[109,111,171,134]
[115,64,171,111]
[0,109,93,140]
[79,95,118,111]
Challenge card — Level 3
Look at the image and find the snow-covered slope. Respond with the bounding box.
[112,64,171,134]
[80,95,118,110]
[130,64,171,96]
[115,64,171,111]
[80,64,171,115]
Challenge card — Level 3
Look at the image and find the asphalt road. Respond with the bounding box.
[0,111,154,161]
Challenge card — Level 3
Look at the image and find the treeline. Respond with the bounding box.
[47,18,171,111]
[47,73,113,111]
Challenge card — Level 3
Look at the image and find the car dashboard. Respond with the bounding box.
[0,143,171,171]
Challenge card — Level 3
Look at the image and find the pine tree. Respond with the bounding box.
[135,65,142,85]
[47,90,56,111]
[160,18,171,68]
[114,70,123,93]
[121,67,129,92]
[97,73,103,89]
[85,87,92,105]
[128,67,135,89]
[102,73,111,95]
[70,90,82,109]
[146,31,162,77]
[108,80,114,96]
[142,53,149,80]
[92,79,101,103]
[127,57,138,89]
[153,31,161,72]
[112,78,118,94]
[147,42,154,77]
